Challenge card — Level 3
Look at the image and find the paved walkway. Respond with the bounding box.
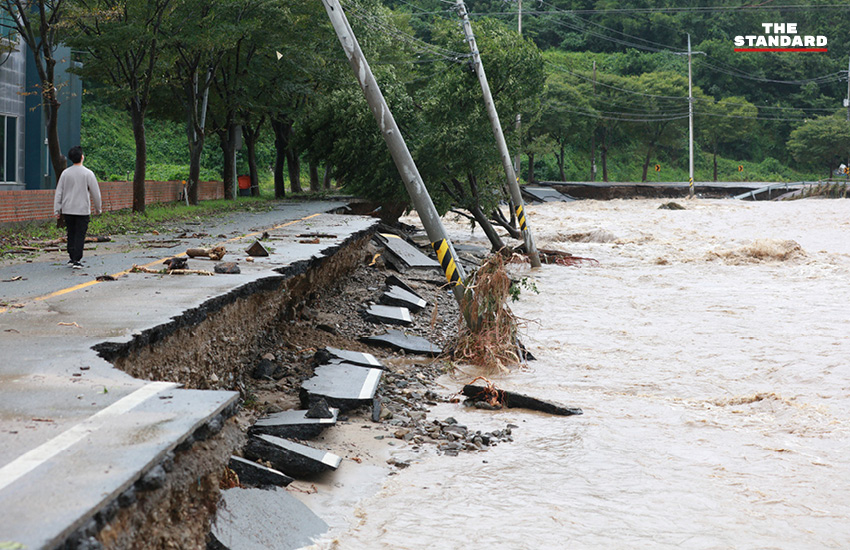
[0,200,376,548]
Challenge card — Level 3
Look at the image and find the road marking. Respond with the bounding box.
[0,381,178,493]
[0,212,325,313]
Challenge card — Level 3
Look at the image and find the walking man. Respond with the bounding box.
[53,146,102,268]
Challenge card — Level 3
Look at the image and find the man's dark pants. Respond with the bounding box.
[64,214,90,263]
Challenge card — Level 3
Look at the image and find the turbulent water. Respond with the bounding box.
[311,199,850,549]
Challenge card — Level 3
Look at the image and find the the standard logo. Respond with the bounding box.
[734,23,827,52]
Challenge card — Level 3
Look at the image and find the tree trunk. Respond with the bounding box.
[713,150,718,182]
[558,141,566,181]
[243,120,264,197]
[187,138,203,205]
[45,89,65,184]
[641,144,655,183]
[271,118,287,199]
[245,133,259,197]
[309,160,320,193]
[322,163,333,190]
[129,101,147,213]
[601,145,609,182]
[471,203,505,251]
[527,152,536,183]
[219,126,237,200]
[286,125,301,194]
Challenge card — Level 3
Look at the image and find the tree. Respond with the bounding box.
[697,96,757,181]
[538,72,593,181]
[787,114,850,178]
[159,0,224,204]
[414,18,545,248]
[0,0,70,183]
[623,72,690,182]
[70,0,175,212]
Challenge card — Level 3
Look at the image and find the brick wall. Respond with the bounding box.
[0,180,225,225]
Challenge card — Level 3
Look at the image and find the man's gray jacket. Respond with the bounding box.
[53,164,102,216]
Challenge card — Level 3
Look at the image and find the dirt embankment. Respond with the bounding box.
[90,231,470,549]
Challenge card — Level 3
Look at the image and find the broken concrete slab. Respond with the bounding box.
[228,456,293,488]
[375,234,440,271]
[363,304,412,326]
[363,329,441,356]
[317,346,383,369]
[249,408,339,440]
[245,240,269,257]
[385,274,419,296]
[461,384,583,416]
[521,185,576,203]
[209,487,327,550]
[244,434,342,478]
[300,364,382,412]
[380,285,427,312]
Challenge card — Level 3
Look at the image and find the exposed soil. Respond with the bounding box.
[90,230,504,549]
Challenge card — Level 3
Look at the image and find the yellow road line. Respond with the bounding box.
[0,212,324,314]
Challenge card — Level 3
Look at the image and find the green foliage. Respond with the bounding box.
[787,114,850,176]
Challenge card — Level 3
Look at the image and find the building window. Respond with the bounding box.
[0,115,16,183]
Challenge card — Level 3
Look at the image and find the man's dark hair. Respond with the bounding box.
[68,146,83,164]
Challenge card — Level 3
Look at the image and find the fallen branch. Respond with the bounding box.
[131,264,213,276]
[461,380,583,416]
[186,245,226,260]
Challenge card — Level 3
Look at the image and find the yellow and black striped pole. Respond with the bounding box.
[515,205,528,232]
[689,177,694,198]
[432,239,463,287]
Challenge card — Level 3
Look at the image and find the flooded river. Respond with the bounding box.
[313,199,850,549]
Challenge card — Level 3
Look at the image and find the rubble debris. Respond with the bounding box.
[228,456,293,488]
[163,257,188,270]
[461,384,583,416]
[300,364,382,412]
[374,233,440,271]
[363,304,412,326]
[364,329,441,356]
[249,408,338,440]
[245,241,270,257]
[380,285,427,312]
[244,434,341,478]
[209,488,327,550]
[315,346,383,368]
[186,245,227,260]
[214,262,241,274]
[130,264,213,276]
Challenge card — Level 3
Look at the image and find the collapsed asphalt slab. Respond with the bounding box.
[0,201,379,549]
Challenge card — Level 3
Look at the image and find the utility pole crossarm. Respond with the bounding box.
[455,0,541,268]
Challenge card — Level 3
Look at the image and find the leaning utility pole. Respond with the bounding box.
[320,0,467,304]
[455,0,541,268]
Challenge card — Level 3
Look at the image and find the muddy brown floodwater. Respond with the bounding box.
[306,198,850,549]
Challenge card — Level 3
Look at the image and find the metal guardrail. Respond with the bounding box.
[733,182,810,201]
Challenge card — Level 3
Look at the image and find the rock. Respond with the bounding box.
[305,398,334,419]
[214,262,241,274]
[245,240,270,257]
[251,358,276,380]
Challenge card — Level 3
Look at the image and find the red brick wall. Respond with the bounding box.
[0,180,225,225]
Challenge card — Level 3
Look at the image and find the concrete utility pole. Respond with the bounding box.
[320,0,467,304]
[591,60,597,182]
[456,0,542,268]
[846,55,849,122]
